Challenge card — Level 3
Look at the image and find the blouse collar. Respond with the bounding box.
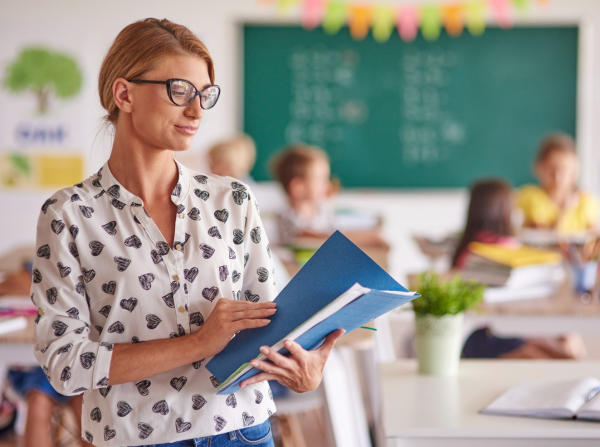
[95,158,191,208]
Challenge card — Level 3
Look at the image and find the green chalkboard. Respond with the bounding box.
[243,25,577,188]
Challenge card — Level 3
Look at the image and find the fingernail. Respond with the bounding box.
[260,346,269,355]
[251,360,259,367]
[284,340,292,348]
[240,383,246,388]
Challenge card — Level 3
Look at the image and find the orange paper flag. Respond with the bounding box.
[443,4,465,37]
[349,5,372,40]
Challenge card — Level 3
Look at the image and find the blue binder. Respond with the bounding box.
[205,231,418,394]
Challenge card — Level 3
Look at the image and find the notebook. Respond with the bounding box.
[205,231,418,394]
[481,378,600,421]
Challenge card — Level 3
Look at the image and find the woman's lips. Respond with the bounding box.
[175,125,198,135]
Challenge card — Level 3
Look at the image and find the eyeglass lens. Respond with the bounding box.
[170,80,219,109]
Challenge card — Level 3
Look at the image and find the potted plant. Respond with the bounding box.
[411,271,485,376]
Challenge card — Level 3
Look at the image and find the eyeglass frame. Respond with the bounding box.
[127,78,221,109]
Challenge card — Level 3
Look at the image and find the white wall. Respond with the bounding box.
[1,0,599,282]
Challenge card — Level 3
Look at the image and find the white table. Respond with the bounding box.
[379,360,600,447]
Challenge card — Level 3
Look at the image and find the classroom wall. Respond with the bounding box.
[1,0,599,281]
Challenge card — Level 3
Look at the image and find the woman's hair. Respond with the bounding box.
[98,18,214,126]
[451,179,514,267]
[207,135,257,178]
[270,144,329,194]
[535,133,576,165]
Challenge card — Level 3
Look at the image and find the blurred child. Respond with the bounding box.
[271,144,334,244]
[454,179,586,359]
[0,267,90,447]
[452,180,519,269]
[207,134,257,187]
[516,133,599,232]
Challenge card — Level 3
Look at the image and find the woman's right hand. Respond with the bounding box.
[194,299,276,358]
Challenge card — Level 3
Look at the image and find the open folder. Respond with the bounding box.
[206,231,419,394]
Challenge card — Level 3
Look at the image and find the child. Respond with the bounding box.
[516,133,599,232]
[452,179,519,269]
[207,134,257,187]
[0,267,90,447]
[453,179,585,359]
[270,144,334,245]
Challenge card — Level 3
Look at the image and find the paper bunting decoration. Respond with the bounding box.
[302,0,324,28]
[397,5,420,42]
[349,5,372,40]
[266,0,550,42]
[322,0,347,34]
[372,5,396,42]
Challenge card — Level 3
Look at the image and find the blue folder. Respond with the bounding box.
[205,231,419,394]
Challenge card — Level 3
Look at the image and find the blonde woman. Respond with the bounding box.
[32,18,343,447]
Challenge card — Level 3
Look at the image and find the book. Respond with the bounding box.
[481,378,600,421]
[461,243,565,288]
[0,316,28,336]
[205,231,419,395]
[483,283,559,303]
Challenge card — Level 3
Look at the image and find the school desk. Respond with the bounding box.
[379,359,600,447]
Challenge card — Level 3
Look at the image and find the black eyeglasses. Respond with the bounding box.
[128,78,220,109]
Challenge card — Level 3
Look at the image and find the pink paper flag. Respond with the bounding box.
[397,5,420,42]
[490,0,513,28]
[302,0,324,29]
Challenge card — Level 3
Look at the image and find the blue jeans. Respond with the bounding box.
[138,420,273,447]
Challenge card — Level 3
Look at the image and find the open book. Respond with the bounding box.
[481,378,600,421]
[206,231,419,394]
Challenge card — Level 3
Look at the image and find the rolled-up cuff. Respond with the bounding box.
[92,341,114,389]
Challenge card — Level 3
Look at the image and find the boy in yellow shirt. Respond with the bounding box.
[516,133,599,232]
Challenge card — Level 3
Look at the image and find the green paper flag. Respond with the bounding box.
[421,4,442,41]
[466,1,487,36]
[372,5,396,42]
[512,0,529,11]
[323,1,347,34]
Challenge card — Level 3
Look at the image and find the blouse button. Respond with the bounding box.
[178,213,185,219]
[178,306,186,313]
[175,243,183,251]
[172,274,180,282]
[37,308,45,316]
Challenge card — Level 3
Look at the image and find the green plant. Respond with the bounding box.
[412,271,485,317]
[3,46,82,114]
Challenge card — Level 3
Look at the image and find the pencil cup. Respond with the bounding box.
[570,261,598,295]
[415,313,464,376]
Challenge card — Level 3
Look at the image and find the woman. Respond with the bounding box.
[32,18,343,447]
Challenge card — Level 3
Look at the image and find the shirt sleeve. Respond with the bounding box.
[581,192,600,229]
[241,188,277,304]
[32,205,114,396]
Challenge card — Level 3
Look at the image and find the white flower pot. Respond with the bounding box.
[415,313,464,376]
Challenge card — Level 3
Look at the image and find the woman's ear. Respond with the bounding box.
[113,78,133,114]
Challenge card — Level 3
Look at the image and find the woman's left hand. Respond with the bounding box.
[240,329,346,393]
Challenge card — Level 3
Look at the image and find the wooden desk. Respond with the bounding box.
[379,360,600,447]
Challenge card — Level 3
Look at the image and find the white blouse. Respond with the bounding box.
[31,160,277,446]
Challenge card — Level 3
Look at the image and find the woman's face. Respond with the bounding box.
[127,55,211,153]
